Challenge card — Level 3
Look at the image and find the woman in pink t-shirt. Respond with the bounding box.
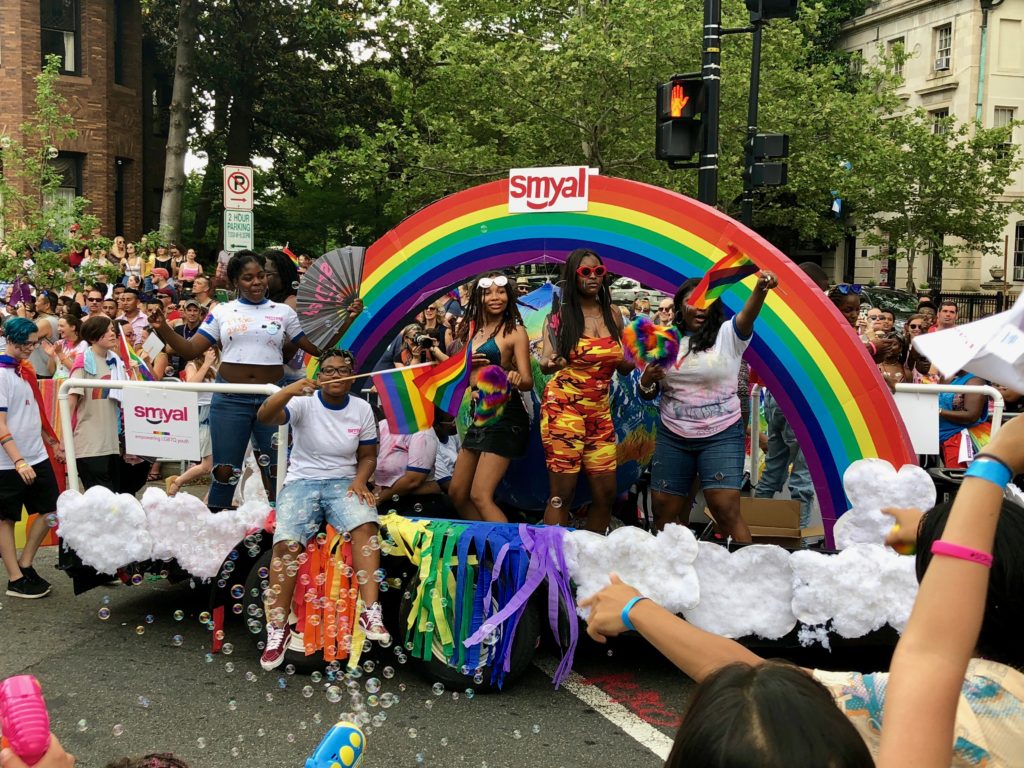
[639,271,777,543]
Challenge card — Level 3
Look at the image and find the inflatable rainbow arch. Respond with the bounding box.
[341,175,916,541]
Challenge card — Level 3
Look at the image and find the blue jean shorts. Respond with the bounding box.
[274,478,379,545]
[651,417,746,495]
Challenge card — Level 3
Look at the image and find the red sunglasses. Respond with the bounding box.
[575,265,607,279]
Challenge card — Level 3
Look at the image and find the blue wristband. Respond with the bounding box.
[964,458,1013,489]
[621,596,649,632]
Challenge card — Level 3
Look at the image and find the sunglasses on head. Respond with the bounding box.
[477,275,509,289]
[575,265,607,279]
[834,283,863,295]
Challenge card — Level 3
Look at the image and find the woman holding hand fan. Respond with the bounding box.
[639,269,777,542]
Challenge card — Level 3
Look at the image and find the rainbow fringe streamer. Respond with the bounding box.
[473,365,510,427]
[621,315,681,368]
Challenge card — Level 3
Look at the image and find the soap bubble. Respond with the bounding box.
[173,609,185,621]
[310,671,322,683]
[382,666,394,679]
[550,496,563,509]
[285,663,296,675]
[245,671,257,683]
[224,662,235,673]
[257,453,271,467]
[102,595,111,605]
[171,634,183,647]
[473,671,484,685]
[531,724,541,734]
[423,699,433,711]
[231,747,241,758]
[265,693,274,702]
[215,630,225,641]
[258,566,269,579]
[413,503,423,513]
[98,607,111,620]
[464,689,474,699]
[365,677,381,694]
[196,737,206,749]
[77,719,88,732]
[432,682,445,696]
[205,653,214,663]
[362,660,375,673]
[277,677,287,689]
[228,699,238,711]
[112,724,125,737]
[135,625,145,635]
[416,753,425,764]
[232,603,243,615]
[257,728,266,737]
[46,513,58,527]
[291,281,300,290]
[286,733,296,743]
[302,685,314,698]
[326,685,342,703]
[145,614,155,624]
[513,729,522,739]
[131,574,144,586]
[271,434,280,449]
[230,585,245,599]
[407,728,418,739]
[222,642,234,655]
[198,611,212,624]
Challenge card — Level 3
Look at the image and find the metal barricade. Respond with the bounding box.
[894,383,1005,444]
[56,379,289,496]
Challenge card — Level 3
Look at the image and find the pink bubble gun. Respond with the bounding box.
[0,675,51,766]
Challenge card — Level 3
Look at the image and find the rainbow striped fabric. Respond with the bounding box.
[686,246,759,310]
[283,245,300,268]
[413,336,472,417]
[118,325,155,381]
[371,367,434,434]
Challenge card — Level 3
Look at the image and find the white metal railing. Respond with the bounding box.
[56,380,289,496]
[894,383,1005,441]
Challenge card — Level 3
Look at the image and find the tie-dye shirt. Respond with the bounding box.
[814,659,1024,767]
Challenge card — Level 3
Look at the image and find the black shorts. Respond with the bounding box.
[0,460,60,522]
[462,390,530,459]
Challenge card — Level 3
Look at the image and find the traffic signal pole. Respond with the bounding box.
[698,0,722,207]
[740,21,763,227]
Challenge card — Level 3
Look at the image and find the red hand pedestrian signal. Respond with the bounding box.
[670,84,689,119]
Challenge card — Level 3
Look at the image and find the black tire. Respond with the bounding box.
[397,568,541,693]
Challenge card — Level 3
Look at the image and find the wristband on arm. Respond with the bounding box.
[621,596,650,631]
[964,456,1013,489]
[930,541,993,569]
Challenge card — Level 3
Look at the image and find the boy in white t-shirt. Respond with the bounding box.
[255,350,387,671]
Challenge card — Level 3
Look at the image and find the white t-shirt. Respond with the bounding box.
[376,421,438,488]
[659,318,751,439]
[283,393,377,485]
[197,298,304,366]
[0,363,47,470]
[434,433,461,484]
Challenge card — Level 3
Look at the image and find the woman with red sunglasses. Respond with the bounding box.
[539,249,633,531]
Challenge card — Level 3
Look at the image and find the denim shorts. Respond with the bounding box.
[274,478,379,545]
[651,417,745,495]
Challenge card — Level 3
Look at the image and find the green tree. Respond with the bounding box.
[0,56,114,287]
[844,111,1024,293]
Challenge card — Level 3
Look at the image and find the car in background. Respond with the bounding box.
[859,286,920,331]
[610,277,668,306]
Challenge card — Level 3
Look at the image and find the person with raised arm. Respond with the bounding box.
[147,250,353,511]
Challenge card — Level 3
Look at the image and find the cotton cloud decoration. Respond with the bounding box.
[564,458,929,644]
[56,488,271,579]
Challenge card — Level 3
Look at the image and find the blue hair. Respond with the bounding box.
[3,317,38,345]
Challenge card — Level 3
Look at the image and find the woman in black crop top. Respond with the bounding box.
[447,272,533,523]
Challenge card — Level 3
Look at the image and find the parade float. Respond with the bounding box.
[51,171,926,691]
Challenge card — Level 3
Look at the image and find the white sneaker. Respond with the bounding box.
[260,623,291,671]
[359,602,391,643]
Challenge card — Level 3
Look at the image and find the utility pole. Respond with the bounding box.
[739,21,763,227]
[698,0,722,207]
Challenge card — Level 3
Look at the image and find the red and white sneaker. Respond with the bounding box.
[359,602,390,643]
[260,623,291,671]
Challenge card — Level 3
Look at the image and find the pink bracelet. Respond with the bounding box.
[930,540,993,568]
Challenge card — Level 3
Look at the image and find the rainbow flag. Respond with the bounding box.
[283,244,300,268]
[686,246,760,309]
[414,332,472,417]
[372,367,435,434]
[118,325,155,381]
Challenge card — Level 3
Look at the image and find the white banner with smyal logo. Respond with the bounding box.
[123,388,201,461]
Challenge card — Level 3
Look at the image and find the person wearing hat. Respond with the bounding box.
[170,298,205,375]
[516,277,531,296]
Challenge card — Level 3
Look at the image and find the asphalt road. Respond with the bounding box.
[1,547,695,768]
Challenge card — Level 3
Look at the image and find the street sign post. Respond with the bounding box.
[223,165,254,211]
[224,210,254,252]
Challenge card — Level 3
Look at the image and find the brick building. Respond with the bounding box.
[0,0,168,240]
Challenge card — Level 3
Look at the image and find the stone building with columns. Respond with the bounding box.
[834,0,1024,293]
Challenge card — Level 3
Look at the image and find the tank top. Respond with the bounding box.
[477,337,502,366]
[153,256,173,274]
[28,314,60,378]
[180,263,201,281]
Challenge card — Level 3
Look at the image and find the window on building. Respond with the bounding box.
[888,37,905,78]
[1014,222,1024,282]
[46,152,84,212]
[931,108,951,135]
[113,0,126,84]
[40,0,80,75]
[114,159,128,235]
[849,49,864,75]
[934,23,952,71]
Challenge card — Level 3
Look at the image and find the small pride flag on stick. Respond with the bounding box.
[413,326,473,417]
[371,367,435,435]
[118,324,155,381]
[686,246,760,310]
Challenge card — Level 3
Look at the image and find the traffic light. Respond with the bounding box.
[656,75,705,162]
[751,132,789,186]
[744,0,798,22]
